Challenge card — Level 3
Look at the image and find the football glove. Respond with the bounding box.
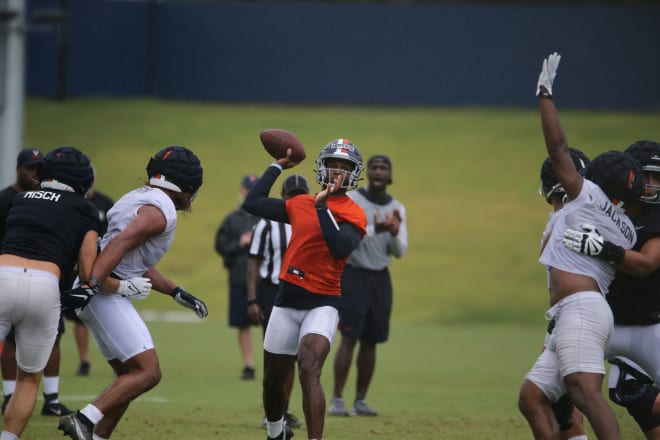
[117,276,152,300]
[172,287,208,319]
[563,224,625,263]
[61,283,99,311]
[536,52,561,97]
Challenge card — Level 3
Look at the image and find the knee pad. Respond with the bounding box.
[551,393,574,431]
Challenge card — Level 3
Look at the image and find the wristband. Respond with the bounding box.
[247,299,258,306]
[601,242,625,264]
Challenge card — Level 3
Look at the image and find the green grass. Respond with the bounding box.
[24,98,660,325]
[18,98,660,438]
[18,321,647,439]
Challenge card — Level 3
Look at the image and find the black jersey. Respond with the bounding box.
[608,205,660,325]
[0,189,100,275]
[0,185,18,243]
[88,190,114,236]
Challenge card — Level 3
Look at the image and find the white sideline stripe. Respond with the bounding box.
[138,309,201,323]
[58,395,170,403]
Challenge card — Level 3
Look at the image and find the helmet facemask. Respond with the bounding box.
[314,139,364,190]
[540,182,564,204]
[624,140,660,205]
[539,148,590,204]
[641,167,660,204]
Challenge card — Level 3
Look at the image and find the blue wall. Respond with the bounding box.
[26,1,660,110]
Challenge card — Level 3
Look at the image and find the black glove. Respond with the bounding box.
[172,286,208,319]
[61,284,98,311]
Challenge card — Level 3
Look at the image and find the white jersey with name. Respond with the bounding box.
[100,186,177,279]
[539,179,636,295]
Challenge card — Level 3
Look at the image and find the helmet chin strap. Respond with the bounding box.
[150,176,182,192]
[41,179,75,192]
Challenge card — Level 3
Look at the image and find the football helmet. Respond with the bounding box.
[624,140,660,204]
[315,139,363,190]
[39,146,94,195]
[584,150,644,209]
[147,146,203,198]
[539,147,590,203]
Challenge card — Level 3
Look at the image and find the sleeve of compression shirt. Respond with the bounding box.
[242,164,289,223]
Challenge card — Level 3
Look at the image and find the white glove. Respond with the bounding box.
[563,224,604,256]
[536,52,561,96]
[117,277,152,300]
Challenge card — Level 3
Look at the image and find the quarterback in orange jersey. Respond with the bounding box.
[243,139,367,440]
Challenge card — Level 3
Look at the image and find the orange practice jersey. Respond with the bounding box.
[280,194,367,296]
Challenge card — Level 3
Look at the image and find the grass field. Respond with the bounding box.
[17,321,649,439]
[16,98,660,438]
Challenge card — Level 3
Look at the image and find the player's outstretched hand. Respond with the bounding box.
[117,276,152,300]
[536,52,561,97]
[62,283,98,311]
[172,287,209,318]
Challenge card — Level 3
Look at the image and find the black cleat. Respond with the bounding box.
[75,361,90,377]
[42,399,74,416]
[240,366,255,380]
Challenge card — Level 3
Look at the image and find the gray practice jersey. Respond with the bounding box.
[347,187,408,271]
[540,179,636,295]
[100,186,177,279]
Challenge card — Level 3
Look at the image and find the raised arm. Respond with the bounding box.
[537,53,583,202]
[242,165,288,222]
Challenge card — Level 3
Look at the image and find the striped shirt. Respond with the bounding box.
[248,218,291,285]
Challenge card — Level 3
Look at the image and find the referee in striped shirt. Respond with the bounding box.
[246,174,309,431]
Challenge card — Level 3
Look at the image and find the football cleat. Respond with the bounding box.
[58,412,94,440]
[328,396,350,416]
[76,361,90,377]
[284,411,303,429]
[42,399,74,416]
[240,366,255,380]
[351,399,378,416]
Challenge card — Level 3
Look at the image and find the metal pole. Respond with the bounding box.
[0,0,25,188]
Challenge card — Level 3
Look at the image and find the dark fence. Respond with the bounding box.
[26,0,660,110]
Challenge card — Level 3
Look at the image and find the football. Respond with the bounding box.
[259,129,306,162]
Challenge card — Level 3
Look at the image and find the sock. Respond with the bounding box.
[2,381,16,396]
[80,404,104,425]
[42,376,60,396]
[92,435,108,440]
[567,436,588,440]
[0,431,19,440]
[265,416,284,438]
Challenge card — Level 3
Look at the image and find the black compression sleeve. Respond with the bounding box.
[242,165,288,223]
